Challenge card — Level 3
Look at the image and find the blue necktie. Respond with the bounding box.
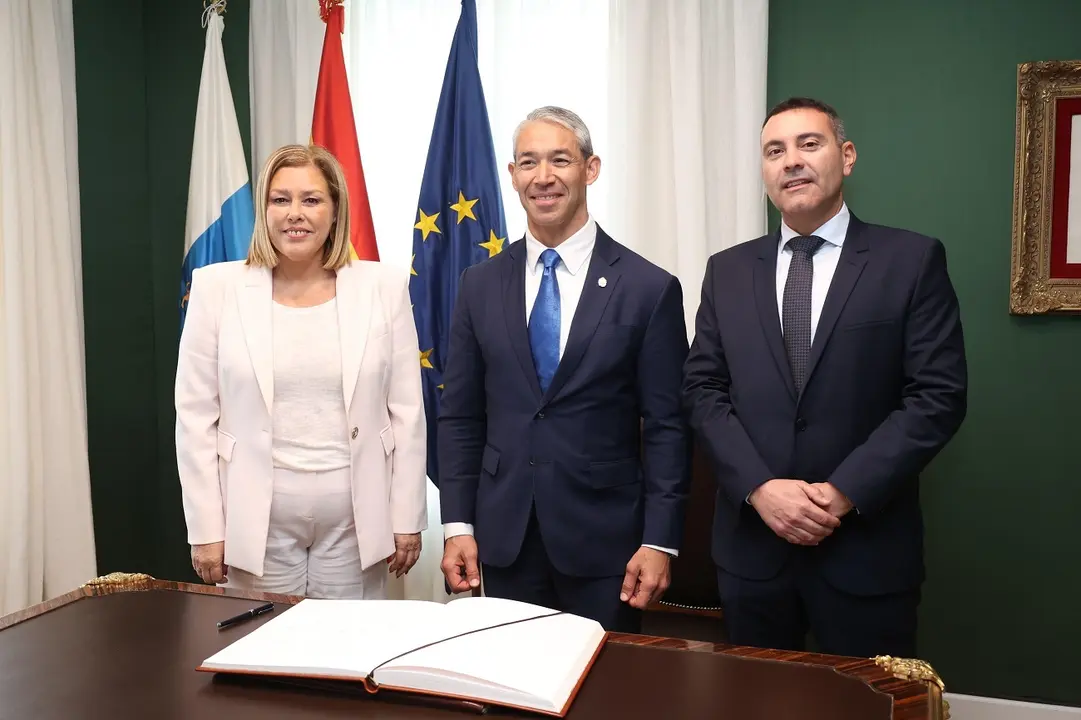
[529,249,562,393]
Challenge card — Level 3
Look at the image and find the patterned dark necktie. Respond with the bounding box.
[529,249,562,393]
[782,235,826,391]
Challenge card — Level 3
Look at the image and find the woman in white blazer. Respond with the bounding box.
[175,144,427,599]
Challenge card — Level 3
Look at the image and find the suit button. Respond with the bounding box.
[351,427,359,439]
[537,412,545,419]
[795,418,807,432]
[529,458,535,466]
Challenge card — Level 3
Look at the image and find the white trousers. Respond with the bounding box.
[225,466,386,599]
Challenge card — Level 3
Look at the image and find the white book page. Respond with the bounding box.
[434,596,562,636]
[201,599,449,677]
[378,598,605,709]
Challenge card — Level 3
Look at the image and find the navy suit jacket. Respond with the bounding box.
[683,215,967,595]
[438,227,691,577]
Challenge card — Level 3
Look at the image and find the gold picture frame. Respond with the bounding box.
[1010,60,1081,314]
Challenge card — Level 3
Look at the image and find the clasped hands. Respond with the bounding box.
[749,479,853,546]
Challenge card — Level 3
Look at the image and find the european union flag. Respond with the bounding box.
[410,0,507,488]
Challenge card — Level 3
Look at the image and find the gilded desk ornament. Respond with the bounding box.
[875,655,950,719]
[874,655,944,690]
[83,572,155,590]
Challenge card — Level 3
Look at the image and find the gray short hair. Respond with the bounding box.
[512,106,594,160]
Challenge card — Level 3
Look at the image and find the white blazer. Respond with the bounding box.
[174,259,427,576]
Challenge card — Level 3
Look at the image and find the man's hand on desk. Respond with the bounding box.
[441,535,481,592]
[620,547,671,609]
[749,479,841,546]
[191,541,227,584]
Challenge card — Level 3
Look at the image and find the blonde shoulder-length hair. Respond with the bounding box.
[246,144,352,270]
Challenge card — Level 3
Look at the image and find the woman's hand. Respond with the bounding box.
[387,533,421,578]
[191,541,227,584]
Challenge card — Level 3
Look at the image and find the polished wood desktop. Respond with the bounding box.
[0,574,947,719]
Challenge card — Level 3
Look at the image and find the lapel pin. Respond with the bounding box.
[598,277,607,288]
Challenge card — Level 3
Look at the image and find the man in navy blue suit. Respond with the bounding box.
[683,97,967,657]
[438,106,690,633]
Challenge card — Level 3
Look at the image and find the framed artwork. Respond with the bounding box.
[1010,60,1081,314]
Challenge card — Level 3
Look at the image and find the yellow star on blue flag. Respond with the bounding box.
[449,191,479,224]
[479,229,505,258]
[414,209,442,240]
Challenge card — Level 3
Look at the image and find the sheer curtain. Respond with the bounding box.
[248,0,767,602]
[248,0,325,179]
[0,0,97,615]
[608,0,769,335]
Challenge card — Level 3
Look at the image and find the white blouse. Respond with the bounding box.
[270,298,351,472]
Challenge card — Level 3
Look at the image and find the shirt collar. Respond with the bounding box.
[779,202,850,251]
[525,215,597,276]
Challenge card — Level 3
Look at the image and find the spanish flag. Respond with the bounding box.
[312,0,378,261]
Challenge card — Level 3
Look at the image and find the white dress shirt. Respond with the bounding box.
[776,203,849,342]
[522,216,597,354]
[445,216,677,557]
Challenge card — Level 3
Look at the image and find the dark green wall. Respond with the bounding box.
[73,0,250,583]
[769,0,1081,706]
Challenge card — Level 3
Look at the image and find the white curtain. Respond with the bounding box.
[249,0,768,602]
[0,0,97,615]
[248,0,326,180]
[608,0,769,335]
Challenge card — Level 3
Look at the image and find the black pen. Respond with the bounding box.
[217,602,275,630]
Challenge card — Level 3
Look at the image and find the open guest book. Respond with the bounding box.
[197,596,608,716]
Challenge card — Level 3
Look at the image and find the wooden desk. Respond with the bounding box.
[0,574,947,719]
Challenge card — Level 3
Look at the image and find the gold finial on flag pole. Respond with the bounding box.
[319,0,345,23]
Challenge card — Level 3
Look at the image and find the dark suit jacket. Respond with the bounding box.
[682,214,967,596]
[438,227,691,578]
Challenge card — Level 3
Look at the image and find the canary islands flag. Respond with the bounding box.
[410,0,507,487]
[180,8,254,330]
